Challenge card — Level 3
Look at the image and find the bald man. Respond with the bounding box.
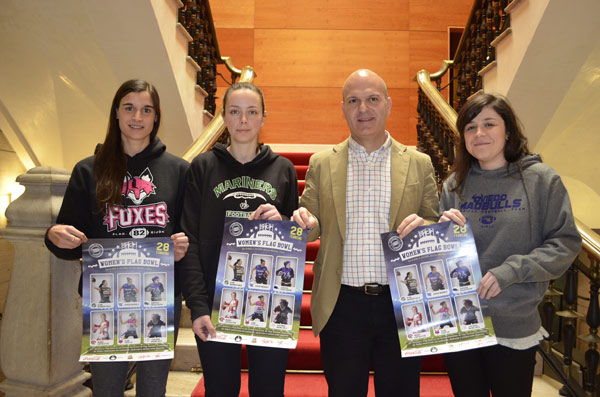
[293,69,439,396]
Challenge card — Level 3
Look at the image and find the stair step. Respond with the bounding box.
[278,152,313,166]
[125,370,201,397]
[295,165,308,180]
[174,328,322,371]
[173,325,445,374]
[173,327,200,371]
[287,329,322,370]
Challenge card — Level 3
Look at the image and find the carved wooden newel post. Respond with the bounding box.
[0,167,90,396]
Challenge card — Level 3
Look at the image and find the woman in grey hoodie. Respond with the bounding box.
[439,94,581,396]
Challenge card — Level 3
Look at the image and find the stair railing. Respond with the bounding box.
[178,0,222,115]
[450,0,511,110]
[416,0,600,394]
[415,61,457,187]
[176,0,257,161]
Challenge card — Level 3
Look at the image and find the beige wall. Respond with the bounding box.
[211,0,473,146]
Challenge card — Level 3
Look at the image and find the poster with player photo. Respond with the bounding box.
[244,292,269,328]
[117,309,141,345]
[270,294,295,330]
[273,257,297,292]
[90,273,114,308]
[222,252,249,288]
[90,311,113,346]
[402,303,430,340]
[394,264,422,302]
[448,257,475,292]
[428,298,458,336]
[144,272,167,307]
[210,219,307,349]
[81,237,175,361]
[454,293,485,331]
[381,221,496,357]
[218,289,242,325]
[117,273,140,307]
[249,254,273,289]
[145,308,168,343]
[421,260,449,298]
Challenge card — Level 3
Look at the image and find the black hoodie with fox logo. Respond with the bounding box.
[45,138,189,295]
[180,143,299,321]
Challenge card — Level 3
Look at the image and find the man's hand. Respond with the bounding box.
[192,315,217,342]
[292,207,317,230]
[439,209,466,226]
[396,214,425,238]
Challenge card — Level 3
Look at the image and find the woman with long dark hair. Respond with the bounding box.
[180,81,298,396]
[439,93,581,396]
[45,79,189,396]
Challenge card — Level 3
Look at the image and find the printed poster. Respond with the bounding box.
[381,221,497,357]
[210,219,307,348]
[81,237,175,362]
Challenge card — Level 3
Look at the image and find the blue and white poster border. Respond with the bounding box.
[209,219,307,349]
[381,221,497,357]
[81,237,175,362]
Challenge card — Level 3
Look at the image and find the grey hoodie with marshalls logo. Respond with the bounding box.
[440,154,581,339]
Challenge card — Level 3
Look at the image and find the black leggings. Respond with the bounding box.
[196,338,289,397]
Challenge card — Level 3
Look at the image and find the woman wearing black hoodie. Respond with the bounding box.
[45,79,189,396]
[180,82,298,397]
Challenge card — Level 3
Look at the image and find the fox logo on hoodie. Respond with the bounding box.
[122,168,156,205]
[103,168,168,232]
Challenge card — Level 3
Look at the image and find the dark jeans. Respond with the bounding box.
[443,344,538,397]
[196,339,289,397]
[319,285,422,397]
[89,294,182,397]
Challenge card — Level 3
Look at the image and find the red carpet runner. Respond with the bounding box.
[192,152,450,396]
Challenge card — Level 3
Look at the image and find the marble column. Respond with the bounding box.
[0,166,91,396]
